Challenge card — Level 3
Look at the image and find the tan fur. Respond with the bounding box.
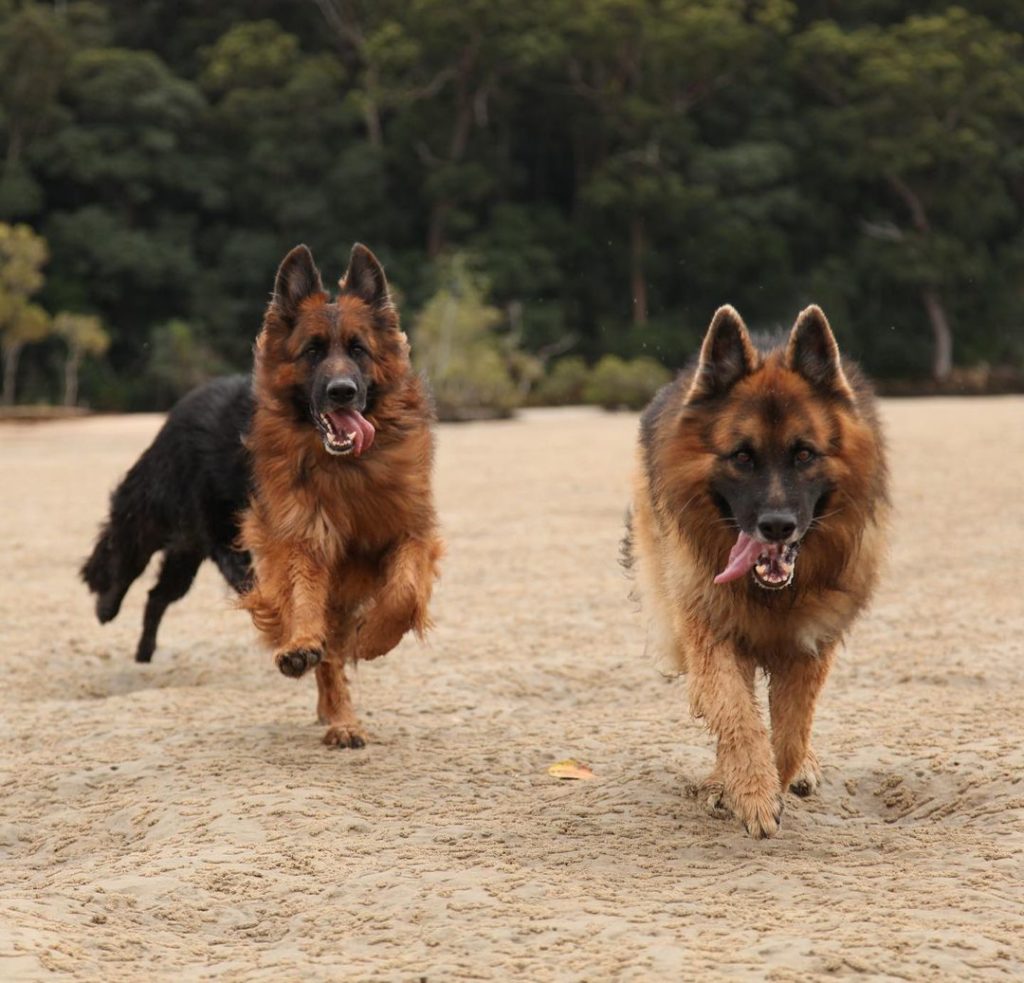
[240,251,443,748]
[630,306,889,838]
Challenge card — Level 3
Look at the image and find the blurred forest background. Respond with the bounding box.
[0,0,1022,414]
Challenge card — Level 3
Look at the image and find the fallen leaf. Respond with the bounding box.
[547,758,595,780]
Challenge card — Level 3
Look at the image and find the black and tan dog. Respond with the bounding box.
[625,305,889,838]
[240,244,443,749]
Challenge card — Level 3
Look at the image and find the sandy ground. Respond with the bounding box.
[1,398,1022,981]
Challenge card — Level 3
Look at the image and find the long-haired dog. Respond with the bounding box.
[240,243,443,748]
[81,375,253,662]
[625,305,889,838]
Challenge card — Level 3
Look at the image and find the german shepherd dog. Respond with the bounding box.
[81,375,254,663]
[625,305,888,838]
[240,243,443,749]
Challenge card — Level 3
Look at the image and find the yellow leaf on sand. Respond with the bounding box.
[547,759,595,780]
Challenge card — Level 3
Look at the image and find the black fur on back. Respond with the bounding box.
[81,375,255,662]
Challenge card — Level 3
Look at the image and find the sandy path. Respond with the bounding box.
[1,399,1022,980]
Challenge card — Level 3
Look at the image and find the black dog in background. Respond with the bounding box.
[81,375,254,662]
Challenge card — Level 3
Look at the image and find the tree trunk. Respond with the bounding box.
[427,201,451,259]
[630,214,648,327]
[64,345,81,407]
[4,123,23,176]
[361,64,383,149]
[921,288,953,381]
[2,341,22,406]
[886,175,954,381]
[426,37,482,258]
[311,0,382,148]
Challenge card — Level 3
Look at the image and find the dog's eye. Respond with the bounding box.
[303,340,326,362]
[794,447,817,466]
[349,341,367,358]
[732,450,754,468]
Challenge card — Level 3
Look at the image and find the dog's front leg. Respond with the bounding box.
[688,637,782,839]
[769,646,836,797]
[274,548,330,678]
[353,536,442,661]
[315,660,367,748]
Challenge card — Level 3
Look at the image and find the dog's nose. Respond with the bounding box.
[757,513,797,542]
[326,378,358,405]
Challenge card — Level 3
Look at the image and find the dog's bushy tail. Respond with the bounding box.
[81,521,132,624]
[81,523,115,598]
[80,460,162,624]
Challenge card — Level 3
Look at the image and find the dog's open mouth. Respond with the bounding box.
[316,409,375,457]
[714,532,801,590]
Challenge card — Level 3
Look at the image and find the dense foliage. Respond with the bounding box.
[0,0,1021,408]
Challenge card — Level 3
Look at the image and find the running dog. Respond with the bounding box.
[240,243,443,748]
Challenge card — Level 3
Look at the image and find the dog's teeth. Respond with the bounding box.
[346,431,356,440]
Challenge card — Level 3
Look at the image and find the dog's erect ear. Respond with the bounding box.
[341,243,391,310]
[272,245,324,320]
[685,305,758,404]
[786,305,854,400]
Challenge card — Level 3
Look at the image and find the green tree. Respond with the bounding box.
[552,0,777,327]
[0,4,69,217]
[793,8,1024,379]
[0,1,1020,402]
[0,221,49,404]
[196,19,384,360]
[53,311,109,406]
[35,44,209,371]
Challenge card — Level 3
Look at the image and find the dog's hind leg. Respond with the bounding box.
[211,545,253,594]
[788,746,822,798]
[135,550,203,663]
[315,660,367,749]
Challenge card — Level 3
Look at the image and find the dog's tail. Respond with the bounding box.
[80,521,127,624]
[80,460,162,624]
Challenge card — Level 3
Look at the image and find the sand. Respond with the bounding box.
[1,398,1022,981]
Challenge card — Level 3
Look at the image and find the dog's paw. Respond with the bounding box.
[789,749,822,798]
[275,647,322,678]
[790,775,817,798]
[695,776,732,821]
[737,791,784,840]
[322,724,367,749]
[694,774,782,837]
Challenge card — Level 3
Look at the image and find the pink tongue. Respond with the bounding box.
[714,532,768,585]
[326,409,375,456]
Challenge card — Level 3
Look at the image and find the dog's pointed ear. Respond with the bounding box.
[272,245,324,319]
[685,305,758,404]
[341,243,391,310]
[786,306,854,400]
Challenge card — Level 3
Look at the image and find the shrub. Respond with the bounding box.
[412,254,521,421]
[582,355,671,411]
[531,356,590,406]
[146,319,228,408]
